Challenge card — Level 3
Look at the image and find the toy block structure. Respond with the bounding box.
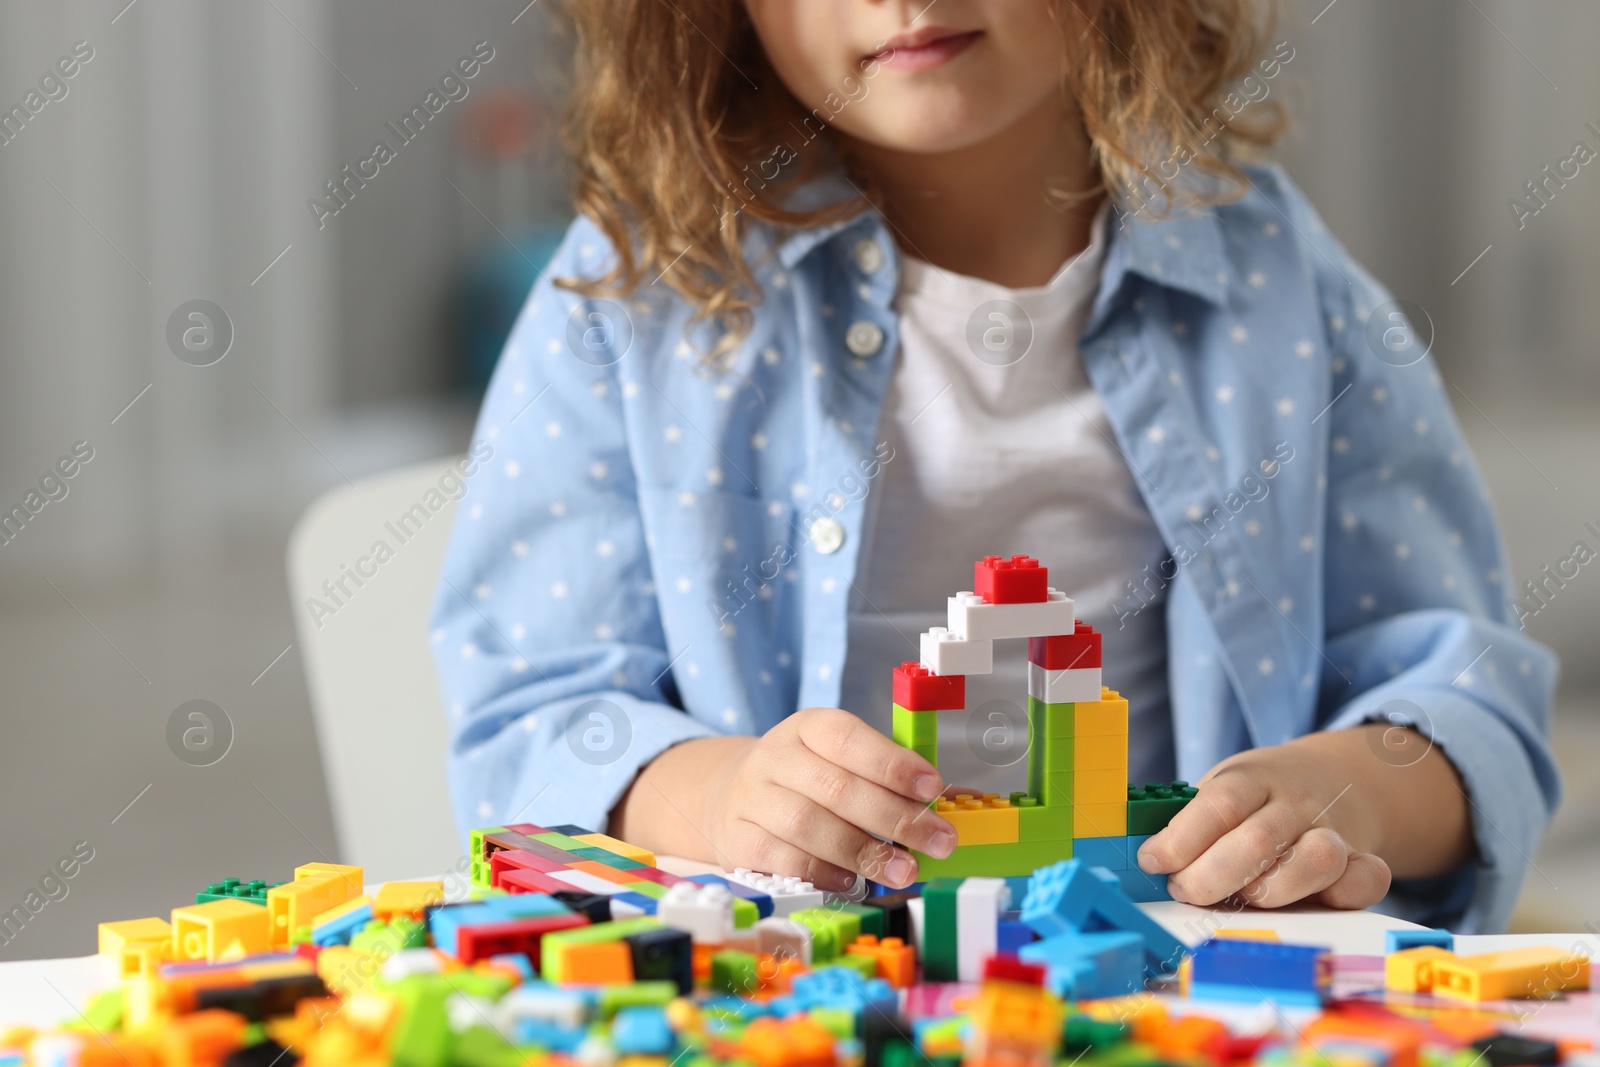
[894,555,1192,882]
[1187,937,1332,1007]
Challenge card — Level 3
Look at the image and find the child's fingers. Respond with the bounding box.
[796,708,944,801]
[1236,825,1354,908]
[1136,769,1271,876]
[1309,851,1391,909]
[763,783,923,888]
[776,745,957,858]
[727,816,859,892]
[1162,802,1303,905]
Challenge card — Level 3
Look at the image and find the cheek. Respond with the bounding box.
[744,0,855,110]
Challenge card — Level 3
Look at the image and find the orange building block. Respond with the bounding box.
[1150,1015,1229,1060]
[268,876,360,948]
[741,1016,837,1067]
[756,953,808,994]
[1303,1014,1423,1067]
[574,833,656,866]
[937,795,1020,846]
[1072,801,1127,838]
[158,1008,249,1067]
[846,934,917,988]
[569,861,642,886]
[561,940,635,984]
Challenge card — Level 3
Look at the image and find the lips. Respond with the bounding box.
[868,27,982,71]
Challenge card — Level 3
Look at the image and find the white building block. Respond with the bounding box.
[549,868,627,896]
[947,589,1075,642]
[1028,662,1103,703]
[657,882,735,943]
[920,627,993,676]
[728,868,825,917]
[906,895,926,956]
[755,916,813,965]
[955,877,1011,982]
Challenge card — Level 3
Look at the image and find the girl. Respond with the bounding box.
[432,0,1557,931]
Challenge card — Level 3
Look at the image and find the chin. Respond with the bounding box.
[846,109,1007,156]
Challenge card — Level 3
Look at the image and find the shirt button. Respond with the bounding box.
[810,517,845,554]
[853,238,884,275]
[845,320,884,357]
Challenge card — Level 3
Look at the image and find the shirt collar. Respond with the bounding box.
[1103,204,1232,307]
[771,172,1232,309]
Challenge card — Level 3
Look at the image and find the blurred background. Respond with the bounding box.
[1,0,1596,961]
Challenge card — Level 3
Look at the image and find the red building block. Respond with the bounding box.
[983,954,1047,987]
[490,849,568,887]
[455,911,589,966]
[503,822,550,835]
[893,662,966,711]
[626,866,690,887]
[500,868,574,895]
[1028,620,1102,669]
[975,555,1048,604]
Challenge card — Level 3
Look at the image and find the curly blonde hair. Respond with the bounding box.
[557,0,1285,354]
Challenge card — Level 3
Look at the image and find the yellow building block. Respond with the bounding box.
[99,917,173,978]
[1072,801,1127,838]
[268,875,360,948]
[1431,947,1589,1002]
[574,833,656,866]
[1073,691,1128,737]
[372,880,445,922]
[1072,733,1128,771]
[171,899,274,962]
[1384,946,1455,993]
[1074,769,1128,804]
[1213,928,1280,942]
[295,862,364,894]
[937,794,1020,845]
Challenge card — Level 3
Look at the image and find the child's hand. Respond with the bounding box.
[1135,724,1468,910]
[707,707,958,891]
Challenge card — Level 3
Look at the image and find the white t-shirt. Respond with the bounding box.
[838,207,1175,795]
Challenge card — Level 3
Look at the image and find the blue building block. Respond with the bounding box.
[1020,930,1146,1000]
[1073,837,1129,871]
[997,919,1037,956]
[311,899,373,947]
[1021,860,1185,977]
[428,894,571,956]
[608,891,660,917]
[612,1005,675,1055]
[687,873,774,919]
[1115,867,1171,903]
[1385,928,1454,954]
[770,965,898,1020]
[1189,938,1330,1006]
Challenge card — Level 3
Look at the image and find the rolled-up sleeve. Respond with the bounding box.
[430,218,714,843]
[1288,179,1561,931]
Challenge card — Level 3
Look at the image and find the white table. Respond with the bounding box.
[0,860,1546,1030]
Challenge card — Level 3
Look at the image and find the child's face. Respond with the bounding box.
[742,1,1073,155]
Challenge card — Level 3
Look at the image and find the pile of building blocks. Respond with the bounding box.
[895,555,1194,898]
[10,818,1598,1066]
[7,555,1594,1062]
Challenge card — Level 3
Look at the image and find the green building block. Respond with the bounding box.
[791,907,859,961]
[810,1006,858,1039]
[454,1026,530,1067]
[1018,803,1073,843]
[1062,1016,1133,1054]
[469,826,507,887]
[834,952,879,982]
[623,880,667,901]
[196,878,281,905]
[892,704,938,767]
[836,901,883,938]
[352,916,427,953]
[532,831,589,852]
[570,846,645,870]
[711,949,760,995]
[921,878,962,982]
[732,897,758,929]
[1127,781,1198,835]
[913,838,1072,880]
[597,981,678,1018]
